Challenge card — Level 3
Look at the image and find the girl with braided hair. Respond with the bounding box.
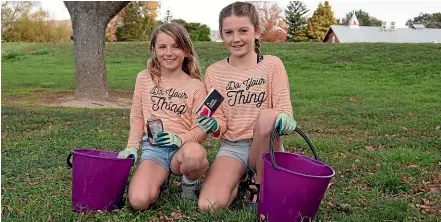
[196,1,297,212]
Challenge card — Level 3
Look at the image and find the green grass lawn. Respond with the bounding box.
[1,42,441,221]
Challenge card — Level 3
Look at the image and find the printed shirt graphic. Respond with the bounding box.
[204,55,293,141]
[127,70,207,148]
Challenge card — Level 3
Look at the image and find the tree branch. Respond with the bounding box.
[64,1,129,22]
[99,1,130,22]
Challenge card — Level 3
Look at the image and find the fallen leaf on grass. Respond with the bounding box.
[363,144,384,151]
[434,173,441,182]
[416,204,432,209]
[170,210,187,219]
[7,205,12,211]
[349,97,357,103]
[402,193,411,199]
[401,177,408,184]
[364,145,373,150]
[356,198,368,203]
[360,183,369,190]
[48,215,52,222]
[350,178,360,183]
[327,201,334,207]
[429,187,440,194]
[1,133,8,140]
[157,210,190,222]
[402,127,408,130]
[172,179,181,186]
[352,165,357,171]
[436,126,440,132]
[412,188,426,194]
[408,164,418,168]
[422,199,431,205]
[376,163,382,168]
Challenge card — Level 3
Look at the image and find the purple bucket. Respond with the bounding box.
[257,129,335,222]
[66,149,134,212]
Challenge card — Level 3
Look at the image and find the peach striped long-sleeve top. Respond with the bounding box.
[203,55,293,142]
[127,69,207,149]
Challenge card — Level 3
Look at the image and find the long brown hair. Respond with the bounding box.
[148,23,202,85]
[218,1,261,55]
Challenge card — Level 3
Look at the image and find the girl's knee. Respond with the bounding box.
[198,192,230,212]
[181,142,207,163]
[128,188,158,210]
[198,179,238,212]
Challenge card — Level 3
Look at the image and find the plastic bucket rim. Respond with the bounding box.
[71,148,135,162]
[262,152,335,179]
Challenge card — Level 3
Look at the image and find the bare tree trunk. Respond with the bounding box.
[64,1,129,101]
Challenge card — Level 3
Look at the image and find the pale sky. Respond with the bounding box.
[42,0,441,29]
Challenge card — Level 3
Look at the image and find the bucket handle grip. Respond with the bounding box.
[269,126,319,169]
[66,152,73,168]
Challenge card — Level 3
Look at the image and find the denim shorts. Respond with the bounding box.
[140,135,178,173]
[216,139,285,178]
[216,139,253,169]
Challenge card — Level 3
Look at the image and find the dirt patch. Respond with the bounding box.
[3,91,134,109]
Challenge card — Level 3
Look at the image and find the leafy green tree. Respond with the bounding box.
[116,1,160,41]
[193,24,211,41]
[116,2,143,41]
[170,18,187,27]
[282,1,309,42]
[341,10,382,26]
[169,19,210,41]
[1,1,71,42]
[294,26,309,42]
[1,1,34,39]
[406,12,441,28]
[304,1,336,42]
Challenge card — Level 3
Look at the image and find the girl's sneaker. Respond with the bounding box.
[181,179,200,200]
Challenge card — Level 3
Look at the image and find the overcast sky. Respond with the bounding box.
[42,0,441,29]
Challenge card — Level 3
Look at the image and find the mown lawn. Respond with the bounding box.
[1,42,441,221]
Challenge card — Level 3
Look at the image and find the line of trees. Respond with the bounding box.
[106,2,212,42]
[1,1,211,43]
[336,10,382,27]
[2,1,440,44]
[1,1,71,42]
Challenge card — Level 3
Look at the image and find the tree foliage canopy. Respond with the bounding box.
[283,1,309,42]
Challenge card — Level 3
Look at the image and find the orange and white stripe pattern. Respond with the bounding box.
[204,55,293,141]
[127,70,207,148]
